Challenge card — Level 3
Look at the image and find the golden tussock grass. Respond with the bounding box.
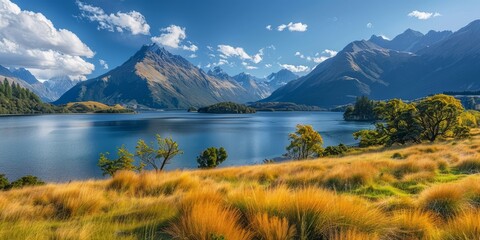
[1,130,480,238]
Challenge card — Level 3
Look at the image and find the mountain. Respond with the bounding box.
[263,20,480,108]
[207,66,232,81]
[10,68,39,84]
[56,44,256,108]
[370,29,452,53]
[265,69,298,90]
[232,72,271,99]
[263,40,412,107]
[43,77,80,101]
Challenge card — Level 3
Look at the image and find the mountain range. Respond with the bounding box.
[56,45,298,108]
[263,19,480,108]
[0,66,79,102]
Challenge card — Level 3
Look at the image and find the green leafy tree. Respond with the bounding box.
[286,124,324,160]
[135,135,183,172]
[0,174,9,190]
[416,94,464,142]
[376,99,422,145]
[323,144,349,156]
[98,145,143,176]
[344,96,379,121]
[8,175,45,189]
[197,147,228,168]
[353,127,388,147]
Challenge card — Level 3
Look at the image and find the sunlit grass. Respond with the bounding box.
[0,130,480,238]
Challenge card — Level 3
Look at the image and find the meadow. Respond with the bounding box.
[1,131,480,239]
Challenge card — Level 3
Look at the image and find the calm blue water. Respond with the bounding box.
[0,111,371,182]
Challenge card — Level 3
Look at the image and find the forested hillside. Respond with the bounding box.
[0,78,61,114]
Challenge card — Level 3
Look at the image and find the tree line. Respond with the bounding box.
[0,78,63,114]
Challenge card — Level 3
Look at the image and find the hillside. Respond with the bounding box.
[1,130,480,239]
[63,101,133,113]
[0,78,62,114]
[55,44,256,109]
[263,19,480,108]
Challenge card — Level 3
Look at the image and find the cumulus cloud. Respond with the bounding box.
[366,22,373,28]
[0,0,95,80]
[217,45,264,64]
[266,25,272,30]
[408,10,441,20]
[99,59,108,69]
[76,1,150,35]
[151,25,197,51]
[313,49,338,63]
[277,22,308,32]
[279,64,309,73]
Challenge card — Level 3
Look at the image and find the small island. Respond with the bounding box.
[63,101,134,114]
[197,102,256,114]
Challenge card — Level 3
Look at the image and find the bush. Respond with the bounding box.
[418,184,468,219]
[8,175,44,189]
[323,144,349,156]
[197,147,228,168]
[455,158,480,173]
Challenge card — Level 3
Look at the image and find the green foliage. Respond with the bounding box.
[8,175,45,189]
[323,144,349,156]
[98,145,144,176]
[353,128,388,147]
[0,174,9,189]
[353,95,471,147]
[0,78,63,114]
[135,135,183,172]
[344,96,379,121]
[0,174,45,190]
[416,94,464,142]
[197,147,228,168]
[286,124,324,160]
[198,102,256,114]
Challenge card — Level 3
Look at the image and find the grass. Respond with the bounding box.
[1,131,480,239]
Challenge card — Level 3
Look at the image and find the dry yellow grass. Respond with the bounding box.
[0,130,480,239]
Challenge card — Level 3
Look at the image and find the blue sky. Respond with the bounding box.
[2,0,480,80]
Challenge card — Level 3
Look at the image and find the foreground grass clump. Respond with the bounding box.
[1,131,480,239]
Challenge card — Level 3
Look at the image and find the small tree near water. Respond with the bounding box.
[197,147,228,168]
[286,124,324,160]
[98,145,144,176]
[135,135,183,172]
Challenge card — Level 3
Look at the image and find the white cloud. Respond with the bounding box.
[295,52,301,56]
[408,10,441,20]
[313,49,338,63]
[277,22,308,32]
[265,64,272,68]
[280,64,309,73]
[207,46,213,51]
[266,25,272,31]
[0,0,95,80]
[366,22,373,28]
[188,54,197,58]
[380,35,390,40]
[76,1,150,35]
[151,25,197,51]
[245,65,258,70]
[252,53,263,64]
[99,59,108,69]
[218,45,251,60]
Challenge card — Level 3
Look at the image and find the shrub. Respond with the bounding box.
[249,213,296,240]
[8,175,44,189]
[443,211,480,239]
[418,184,468,219]
[197,147,228,168]
[166,202,252,240]
[323,144,349,156]
[286,124,324,160]
[391,152,405,159]
[391,210,437,239]
[455,158,480,173]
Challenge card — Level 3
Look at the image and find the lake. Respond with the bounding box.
[0,111,371,182]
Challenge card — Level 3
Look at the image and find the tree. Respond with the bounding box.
[416,94,464,142]
[286,124,324,160]
[344,96,378,121]
[98,145,143,176]
[375,99,422,145]
[353,128,388,147]
[0,174,9,190]
[197,147,228,168]
[135,135,183,172]
[8,175,44,189]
